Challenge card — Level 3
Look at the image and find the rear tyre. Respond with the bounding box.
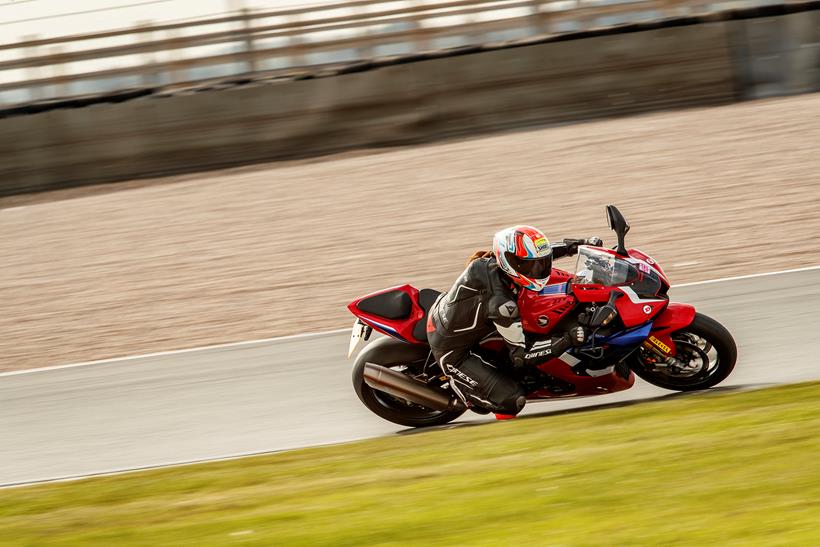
[631,312,737,391]
[352,337,466,428]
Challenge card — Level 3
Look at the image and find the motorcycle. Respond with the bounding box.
[346,205,737,428]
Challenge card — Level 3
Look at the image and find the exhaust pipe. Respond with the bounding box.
[363,363,466,412]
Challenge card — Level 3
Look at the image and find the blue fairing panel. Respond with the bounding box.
[599,322,652,347]
[538,283,568,296]
[360,317,406,342]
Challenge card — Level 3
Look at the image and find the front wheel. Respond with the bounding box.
[630,313,737,391]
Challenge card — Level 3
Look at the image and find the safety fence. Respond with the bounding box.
[1,1,818,196]
[0,0,788,105]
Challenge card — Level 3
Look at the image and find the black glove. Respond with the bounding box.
[568,326,587,347]
[563,238,603,256]
[526,327,587,362]
[562,238,585,256]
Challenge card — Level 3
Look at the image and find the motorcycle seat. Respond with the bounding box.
[412,288,441,342]
[356,289,413,319]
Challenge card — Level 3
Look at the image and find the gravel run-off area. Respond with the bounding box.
[1,93,819,371]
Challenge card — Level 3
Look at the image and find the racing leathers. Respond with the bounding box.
[427,241,587,415]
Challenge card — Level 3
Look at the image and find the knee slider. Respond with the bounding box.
[497,393,526,415]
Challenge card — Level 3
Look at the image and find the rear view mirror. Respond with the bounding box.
[605,205,630,256]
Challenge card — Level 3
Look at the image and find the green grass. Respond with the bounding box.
[2,383,820,546]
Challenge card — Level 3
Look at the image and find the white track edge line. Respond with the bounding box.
[3,263,819,378]
[0,328,350,377]
[0,381,783,489]
[673,264,820,287]
[0,443,348,490]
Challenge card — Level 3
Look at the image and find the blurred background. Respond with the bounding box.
[1,0,818,371]
[0,0,819,494]
[2,0,814,107]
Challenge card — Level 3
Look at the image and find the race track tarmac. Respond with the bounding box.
[2,268,818,487]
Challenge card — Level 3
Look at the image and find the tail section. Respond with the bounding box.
[348,284,440,344]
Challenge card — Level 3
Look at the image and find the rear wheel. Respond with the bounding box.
[352,337,466,428]
[630,313,737,391]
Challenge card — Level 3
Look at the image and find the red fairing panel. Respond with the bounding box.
[530,357,635,397]
[347,284,427,344]
[518,292,576,336]
[520,294,576,336]
[518,269,577,335]
[572,284,613,303]
[648,302,697,355]
[627,248,670,288]
[653,303,696,332]
[614,289,667,328]
[549,269,573,284]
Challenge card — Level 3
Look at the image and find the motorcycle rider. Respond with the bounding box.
[427,225,601,416]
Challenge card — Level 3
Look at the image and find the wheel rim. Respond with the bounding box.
[637,331,722,387]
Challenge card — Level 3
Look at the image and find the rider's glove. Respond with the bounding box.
[568,326,587,347]
[514,328,589,368]
[585,236,603,247]
[562,238,585,256]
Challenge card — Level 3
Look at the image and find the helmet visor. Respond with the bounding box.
[505,252,552,280]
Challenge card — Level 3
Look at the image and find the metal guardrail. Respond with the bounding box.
[0,0,785,105]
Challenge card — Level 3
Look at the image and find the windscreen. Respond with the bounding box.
[573,246,662,297]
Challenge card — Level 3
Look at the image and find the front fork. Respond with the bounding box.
[644,302,697,359]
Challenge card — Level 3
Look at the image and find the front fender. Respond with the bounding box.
[654,303,696,332]
[647,303,696,356]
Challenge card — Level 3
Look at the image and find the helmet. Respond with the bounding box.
[493,225,553,292]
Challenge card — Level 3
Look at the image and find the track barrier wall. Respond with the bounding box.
[0,4,818,196]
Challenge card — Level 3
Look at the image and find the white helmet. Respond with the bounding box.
[492,225,553,292]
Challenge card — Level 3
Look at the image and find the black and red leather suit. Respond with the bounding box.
[427,242,584,415]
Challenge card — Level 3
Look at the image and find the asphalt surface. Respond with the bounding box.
[2,268,819,487]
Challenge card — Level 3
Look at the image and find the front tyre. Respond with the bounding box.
[352,337,466,428]
[631,313,737,391]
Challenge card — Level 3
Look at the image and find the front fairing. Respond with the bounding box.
[571,246,669,326]
[573,246,666,296]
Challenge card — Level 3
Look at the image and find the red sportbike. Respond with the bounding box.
[347,205,737,428]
